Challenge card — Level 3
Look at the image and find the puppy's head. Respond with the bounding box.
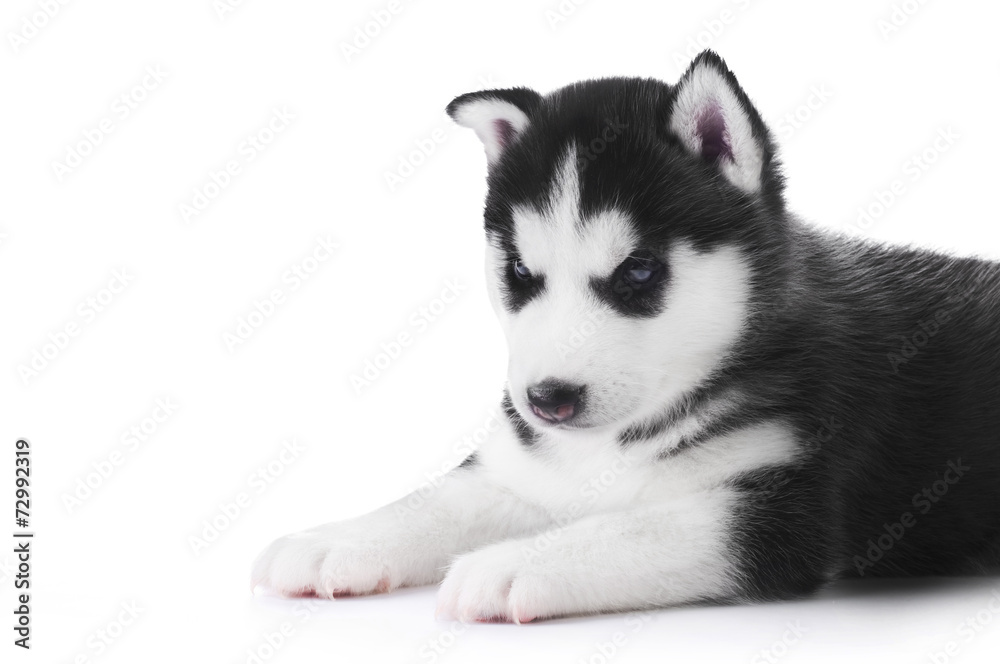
[448,51,786,436]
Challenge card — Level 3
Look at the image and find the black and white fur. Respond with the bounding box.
[252,51,1000,622]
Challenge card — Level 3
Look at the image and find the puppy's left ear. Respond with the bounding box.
[667,51,776,195]
[447,88,542,167]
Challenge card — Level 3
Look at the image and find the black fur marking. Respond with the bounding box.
[728,463,833,600]
[450,50,1000,601]
[639,397,775,460]
[655,436,697,460]
[502,390,539,448]
[465,71,787,320]
[498,248,547,313]
[457,452,479,469]
[590,252,671,318]
[617,381,725,447]
[618,415,672,448]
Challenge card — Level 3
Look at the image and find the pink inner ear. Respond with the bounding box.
[696,103,732,163]
[493,119,516,150]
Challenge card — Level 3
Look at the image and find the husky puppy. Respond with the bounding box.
[252,51,1000,622]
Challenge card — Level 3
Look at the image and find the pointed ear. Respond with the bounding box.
[668,51,775,194]
[447,88,542,167]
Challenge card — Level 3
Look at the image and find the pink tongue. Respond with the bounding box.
[555,405,574,420]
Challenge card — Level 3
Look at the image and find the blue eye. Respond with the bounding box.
[513,259,532,281]
[626,268,654,284]
[620,257,662,287]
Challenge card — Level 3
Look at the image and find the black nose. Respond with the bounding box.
[526,381,584,423]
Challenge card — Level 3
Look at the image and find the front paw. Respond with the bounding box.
[252,524,408,599]
[436,540,561,624]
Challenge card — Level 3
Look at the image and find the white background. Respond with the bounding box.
[2,0,1000,662]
